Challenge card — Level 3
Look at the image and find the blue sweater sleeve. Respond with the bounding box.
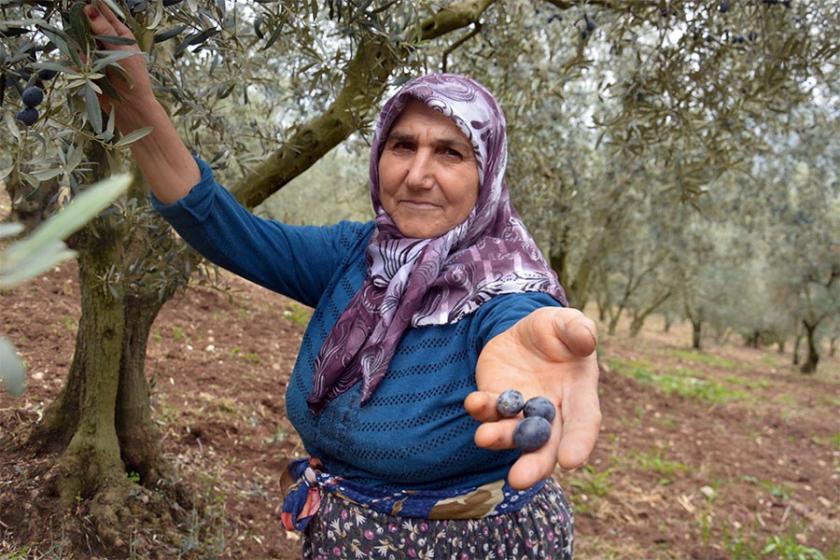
[150,155,372,307]
[473,291,566,353]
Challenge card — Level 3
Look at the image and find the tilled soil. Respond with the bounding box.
[1,262,838,559]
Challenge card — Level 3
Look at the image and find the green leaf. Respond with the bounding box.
[92,50,143,73]
[97,0,126,21]
[0,337,26,397]
[114,126,153,147]
[32,61,77,75]
[30,167,64,182]
[84,82,103,133]
[0,243,76,288]
[0,223,24,239]
[67,1,93,53]
[93,34,137,46]
[1,173,131,278]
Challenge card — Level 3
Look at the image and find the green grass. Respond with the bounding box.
[284,302,312,327]
[62,315,77,333]
[631,447,689,485]
[722,375,771,390]
[670,348,741,369]
[569,465,614,497]
[607,357,746,404]
[762,534,826,560]
[229,346,262,363]
[171,325,186,342]
[741,475,792,500]
[568,464,616,515]
[811,432,840,450]
[721,526,838,560]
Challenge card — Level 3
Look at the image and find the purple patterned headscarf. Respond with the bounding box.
[307,73,567,413]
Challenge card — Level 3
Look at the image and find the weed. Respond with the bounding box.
[229,346,262,364]
[284,302,312,327]
[762,534,825,560]
[812,432,840,450]
[722,375,771,390]
[670,348,740,369]
[127,470,141,484]
[658,415,678,429]
[773,393,798,408]
[608,357,744,403]
[62,315,77,333]
[172,325,186,342]
[742,475,792,500]
[722,526,761,559]
[569,465,614,497]
[2,547,32,560]
[632,447,688,485]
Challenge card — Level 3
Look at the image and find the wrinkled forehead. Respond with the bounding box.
[372,74,506,177]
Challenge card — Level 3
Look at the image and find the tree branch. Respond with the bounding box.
[230,0,497,208]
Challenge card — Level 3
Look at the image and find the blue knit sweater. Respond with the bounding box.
[151,157,563,491]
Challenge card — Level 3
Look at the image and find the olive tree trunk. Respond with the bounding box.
[800,320,820,374]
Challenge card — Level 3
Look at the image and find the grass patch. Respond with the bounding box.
[762,534,827,560]
[722,375,771,390]
[62,315,77,333]
[569,465,614,497]
[171,325,186,342]
[631,447,689,485]
[722,527,836,560]
[607,357,745,404]
[229,346,262,364]
[284,302,312,327]
[568,465,615,516]
[742,475,792,500]
[670,348,741,369]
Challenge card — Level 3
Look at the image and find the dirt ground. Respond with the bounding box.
[1,261,838,559]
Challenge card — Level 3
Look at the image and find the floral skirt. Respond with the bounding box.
[301,478,574,559]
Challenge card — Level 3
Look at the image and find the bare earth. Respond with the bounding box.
[1,262,838,559]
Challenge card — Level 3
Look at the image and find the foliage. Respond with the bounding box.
[0,172,129,396]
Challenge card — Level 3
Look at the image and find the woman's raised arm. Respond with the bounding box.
[84,2,199,203]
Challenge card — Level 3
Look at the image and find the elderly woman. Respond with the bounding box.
[85,4,601,559]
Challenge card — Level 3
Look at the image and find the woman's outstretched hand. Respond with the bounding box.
[466,307,601,490]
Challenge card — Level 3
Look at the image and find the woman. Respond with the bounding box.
[84,4,601,558]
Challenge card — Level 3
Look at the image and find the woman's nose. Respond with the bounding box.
[405,150,434,189]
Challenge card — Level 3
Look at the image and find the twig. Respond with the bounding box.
[442,22,482,73]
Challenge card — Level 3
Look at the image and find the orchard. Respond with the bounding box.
[1,1,838,557]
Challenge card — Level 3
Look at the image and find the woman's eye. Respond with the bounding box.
[444,148,463,159]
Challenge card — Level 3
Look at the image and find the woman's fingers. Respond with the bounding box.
[464,391,502,422]
[552,308,597,358]
[474,418,519,449]
[95,2,136,39]
[557,368,601,469]
[507,414,563,490]
[84,4,135,49]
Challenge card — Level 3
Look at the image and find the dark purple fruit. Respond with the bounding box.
[21,86,43,107]
[37,69,58,81]
[496,389,525,417]
[719,1,730,13]
[513,417,552,452]
[523,396,556,424]
[16,107,38,126]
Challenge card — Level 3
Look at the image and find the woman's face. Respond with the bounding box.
[378,100,480,239]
